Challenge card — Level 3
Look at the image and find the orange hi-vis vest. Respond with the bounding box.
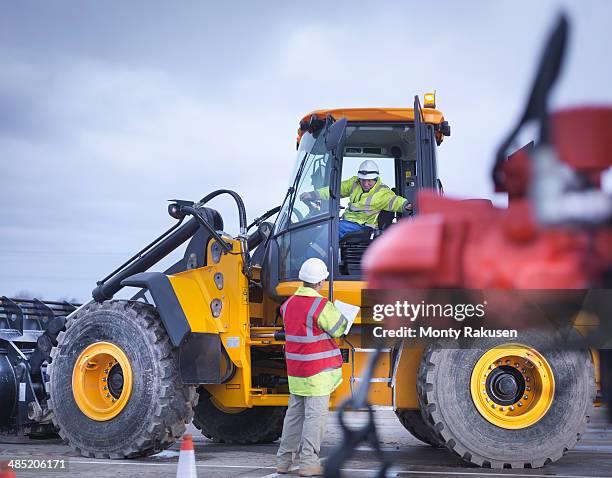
[280,294,343,378]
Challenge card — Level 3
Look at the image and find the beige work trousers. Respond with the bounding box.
[276,394,330,468]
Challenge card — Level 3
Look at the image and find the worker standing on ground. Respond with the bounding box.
[300,158,413,238]
[276,258,348,477]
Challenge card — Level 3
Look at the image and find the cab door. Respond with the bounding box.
[261,117,346,300]
[401,96,440,213]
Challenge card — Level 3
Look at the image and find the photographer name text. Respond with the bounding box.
[372,326,518,339]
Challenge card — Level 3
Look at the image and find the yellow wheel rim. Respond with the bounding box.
[72,342,133,421]
[470,344,555,429]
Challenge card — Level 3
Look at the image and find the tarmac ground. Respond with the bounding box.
[1,407,611,478]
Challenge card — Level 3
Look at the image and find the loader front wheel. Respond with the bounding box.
[193,388,286,444]
[48,300,198,458]
[417,331,595,469]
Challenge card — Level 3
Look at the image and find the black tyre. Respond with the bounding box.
[417,331,595,468]
[193,388,286,444]
[47,300,198,458]
[395,409,443,447]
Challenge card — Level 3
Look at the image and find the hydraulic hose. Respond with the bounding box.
[198,190,248,235]
[197,189,251,278]
[247,205,281,232]
[93,190,250,302]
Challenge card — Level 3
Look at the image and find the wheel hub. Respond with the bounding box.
[486,365,525,405]
[107,364,124,399]
[470,344,555,429]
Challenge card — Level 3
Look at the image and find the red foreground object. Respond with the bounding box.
[364,192,606,290]
[364,107,612,291]
[0,461,16,478]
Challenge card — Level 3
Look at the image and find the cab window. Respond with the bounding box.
[339,124,415,214]
[274,129,332,233]
[291,147,332,223]
[339,156,396,211]
[274,128,334,281]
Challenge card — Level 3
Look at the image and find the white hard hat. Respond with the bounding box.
[357,160,379,180]
[299,258,329,283]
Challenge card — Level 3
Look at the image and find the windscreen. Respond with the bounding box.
[274,129,332,233]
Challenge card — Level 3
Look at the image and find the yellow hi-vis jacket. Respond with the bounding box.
[317,176,408,228]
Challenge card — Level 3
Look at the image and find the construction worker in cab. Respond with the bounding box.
[276,258,348,477]
[300,159,413,238]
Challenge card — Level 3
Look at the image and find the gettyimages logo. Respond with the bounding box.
[367,297,515,342]
[372,300,487,323]
[363,289,612,348]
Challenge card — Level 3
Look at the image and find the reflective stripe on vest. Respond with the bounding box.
[347,181,388,215]
[285,349,342,361]
[280,294,343,378]
[280,296,294,317]
[328,314,347,336]
[305,297,324,335]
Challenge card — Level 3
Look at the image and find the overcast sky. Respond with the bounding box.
[1,1,611,302]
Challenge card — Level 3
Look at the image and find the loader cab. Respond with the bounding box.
[261,96,450,300]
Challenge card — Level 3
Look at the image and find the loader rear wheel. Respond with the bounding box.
[417,331,595,469]
[395,410,442,447]
[47,300,198,458]
[193,388,286,444]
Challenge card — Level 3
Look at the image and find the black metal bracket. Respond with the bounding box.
[324,346,391,478]
[1,297,24,336]
[181,205,233,254]
[492,14,569,188]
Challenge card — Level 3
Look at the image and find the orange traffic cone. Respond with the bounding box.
[176,433,197,478]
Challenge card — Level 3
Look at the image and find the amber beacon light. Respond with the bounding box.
[423,92,436,108]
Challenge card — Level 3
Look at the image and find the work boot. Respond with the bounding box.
[299,464,324,477]
[277,459,294,474]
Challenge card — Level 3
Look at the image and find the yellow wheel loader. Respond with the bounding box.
[2,93,597,468]
[42,95,457,458]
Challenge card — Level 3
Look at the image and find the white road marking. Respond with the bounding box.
[260,464,300,478]
[391,471,609,478]
[66,460,605,478]
[572,445,612,454]
[151,450,180,458]
[70,460,274,469]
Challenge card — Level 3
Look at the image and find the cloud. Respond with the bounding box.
[1,0,611,300]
